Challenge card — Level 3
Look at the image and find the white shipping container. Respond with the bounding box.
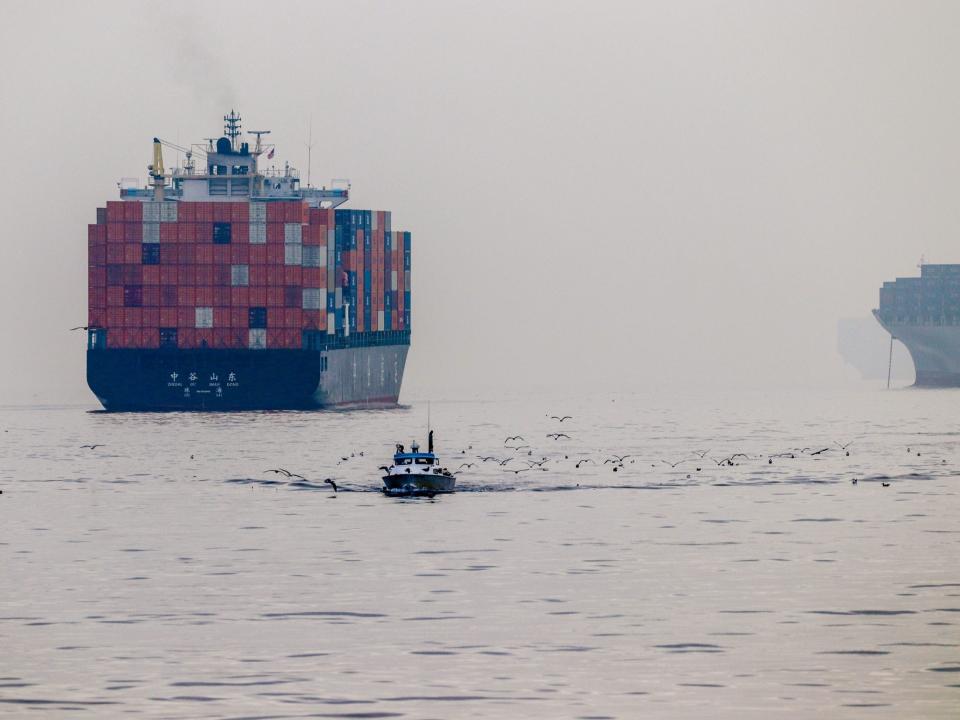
[391,270,397,292]
[160,203,178,222]
[250,202,266,222]
[284,223,302,244]
[302,245,322,268]
[142,202,161,222]
[250,222,266,244]
[249,328,266,349]
[327,313,335,334]
[303,288,322,309]
[231,265,249,286]
[284,244,302,265]
[142,222,160,243]
[195,307,213,328]
[377,310,385,331]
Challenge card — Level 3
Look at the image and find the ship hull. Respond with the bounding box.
[382,474,456,495]
[87,343,408,411]
[873,312,960,387]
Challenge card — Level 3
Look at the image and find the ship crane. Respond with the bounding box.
[149,138,165,201]
[155,138,207,176]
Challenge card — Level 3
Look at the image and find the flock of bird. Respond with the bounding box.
[66,413,941,493]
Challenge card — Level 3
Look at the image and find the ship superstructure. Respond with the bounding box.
[86,111,411,410]
[873,263,960,387]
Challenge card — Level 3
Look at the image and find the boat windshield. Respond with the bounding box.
[415,457,434,465]
[395,458,412,465]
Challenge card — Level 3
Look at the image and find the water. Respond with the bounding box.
[1,387,959,718]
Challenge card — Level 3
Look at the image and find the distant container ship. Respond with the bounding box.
[874,263,960,387]
[86,111,411,410]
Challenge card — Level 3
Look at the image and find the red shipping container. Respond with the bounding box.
[196,223,213,243]
[232,222,249,244]
[284,308,302,328]
[142,265,160,286]
[317,309,328,330]
[230,243,250,264]
[178,287,196,306]
[178,328,195,348]
[231,287,249,306]
[249,287,267,306]
[214,307,230,328]
[107,286,123,306]
[178,265,197,286]
[178,202,196,222]
[195,287,214,306]
[267,307,284,328]
[177,244,196,264]
[124,202,142,222]
[141,328,159,348]
[106,201,125,223]
[303,223,321,245]
[107,307,124,328]
[267,265,284,285]
[283,329,301,348]
[287,202,307,223]
[178,307,194,327]
[160,308,178,327]
[88,223,107,245]
[266,222,284,244]
[160,223,177,243]
[177,222,196,243]
[284,285,301,308]
[230,308,247,328]
[195,202,213,223]
[142,287,160,307]
[123,308,142,328]
[142,307,159,326]
[249,265,267,285]
[231,202,249,222]
[213,245,230,264]
[106,244,124,263]
[106,331,123,349]
[212,328,231,348]
[124,222,142,242]
[88,267,105,288]
[195,265,213,285]
[160,266,178,285]
[249,244,267,265]
[214,286,231,306]
[196,329,213,348]
[89,287,106,308]
[107,222,124,242]
[160,244,178,264]
[302,268,324,287]
[213,264,231,286]
[123,329,141,348]
[161,284,177,306]
[213,202,232,222]
[266,203,285,223]
[284,266,302,285]
[303,310,322,329]
[196,245,214,264]
[266,329,283,348]
[88,307,105,328]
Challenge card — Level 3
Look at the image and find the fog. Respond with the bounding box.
[0,0,954,404]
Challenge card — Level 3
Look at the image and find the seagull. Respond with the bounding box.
[477,456,499,463]
[458,463,475,470]
[661,458,692,468]
[504,435,525,443]
[881,482,890,487]
[325,479,338,493]
[528,458,549,467]
[692,449,711,458]
[575,459,594,469]
[546,433,570,440]
[608,454,631,464]
[549,415,573,422]
[69,326,100,331]
[805,447,830,456]
[80,444,104,450]
[851,478,858,485]
[265,468,292,477]
[495,458,512,467]
[835,440,854,450]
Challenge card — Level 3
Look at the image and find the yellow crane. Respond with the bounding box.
[149,137,165,201]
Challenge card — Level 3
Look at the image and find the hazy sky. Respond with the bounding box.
[0,1,955,404]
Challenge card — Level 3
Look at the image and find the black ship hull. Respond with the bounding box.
[87,343,408,411]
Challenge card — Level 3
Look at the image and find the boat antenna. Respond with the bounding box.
[305,117,314,188]
[427,401,433,453]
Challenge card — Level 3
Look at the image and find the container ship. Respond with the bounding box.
[873,263,960,386]
[86,111,411,410]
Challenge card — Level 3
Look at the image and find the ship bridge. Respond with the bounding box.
[119,110,349,209]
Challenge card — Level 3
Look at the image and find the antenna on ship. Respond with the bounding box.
[305,118,314,188]
[224,109,242,151]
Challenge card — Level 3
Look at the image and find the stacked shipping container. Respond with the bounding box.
[88,201,410,350]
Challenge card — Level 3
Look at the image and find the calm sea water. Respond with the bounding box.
[1,387,959,719]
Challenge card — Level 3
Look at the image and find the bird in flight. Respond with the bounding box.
[549,415,573,422]
[80,444,104,450]
[504,435,525,443]
[661,458,693,468]
[546,433,570,440]
[575,458,594,468]
[265,468,292,477]
[69,326,100,332]
[607,454,631,464]
[458,463,476,470]
[325,478,338,493]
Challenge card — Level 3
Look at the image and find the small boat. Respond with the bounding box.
[382,430,456,496]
